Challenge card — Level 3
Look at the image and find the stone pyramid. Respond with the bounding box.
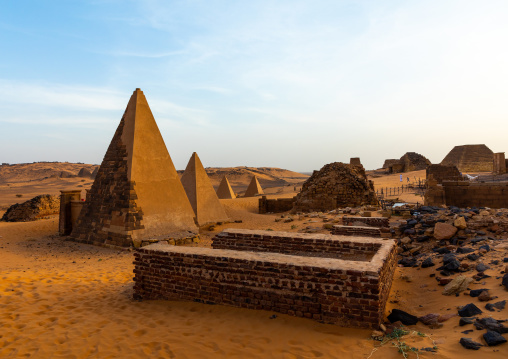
[216,176,236,199]
[244,175,264,197]
[180,152,229,226]
[71,88,198,247]
[441,144,493,172]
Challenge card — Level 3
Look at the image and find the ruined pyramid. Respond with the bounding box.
[180,152,229,226]
[441,144,493,172]
[216,176,236,199]
[71,88,198,247]
[244,175,264,197]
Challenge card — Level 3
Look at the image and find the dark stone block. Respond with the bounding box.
[459,337,482,350]
[458,303,482,317]
[483,331,507,346]
[387,309,418,325]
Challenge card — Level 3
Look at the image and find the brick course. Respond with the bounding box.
[332,225,381,237]
[133,230,397,329]
[342,216,389,228]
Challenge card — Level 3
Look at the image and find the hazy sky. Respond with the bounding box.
[1,0,507,172]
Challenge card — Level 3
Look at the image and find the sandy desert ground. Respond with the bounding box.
[0,165,506,358]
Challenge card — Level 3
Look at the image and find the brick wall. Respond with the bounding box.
[211,229,380,258]
[332,225,381,237]
[442,181,508,208]
[426,164,462,184]
[342,216,389,228]
[134,231,397,329]
[258,196,296,214]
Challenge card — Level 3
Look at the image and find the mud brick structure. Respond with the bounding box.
[134,230,397,329]
[382,159,399,170]
[332,225,381,237]
[342,216,389,228]
[293,162,378,212]
[258,196,295,214]
[493,153,506,175]
[71,89,197,248]
[425,180,508,208]
[426,164,463,184]
[2,194,60,223]
[441,144,494,172]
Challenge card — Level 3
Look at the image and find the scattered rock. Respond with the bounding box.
[387,309,418,326]
[443,275,474,296]
[485,300,506,312]
[421,257,435,268]
[502,274,508,291]
[459,317,475,326]
[454,217,467,229]
[434,222,458,240]
[470,289,489,297]
[476,263,490,272]
[458,303,483,317]
[478,291,492,302]
[474,318,508,334]
[459,337,482,350]
[483,331,507,346]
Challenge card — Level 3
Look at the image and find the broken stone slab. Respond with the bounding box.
[459,317,475,326]
[459,337,482,350]
[485,300,506,312]
[483,331,507,346]
[474,318,508,334]
[434,222,458,240]
[442,275,474,296]
[387,309,418,325]
[458,303,483,317]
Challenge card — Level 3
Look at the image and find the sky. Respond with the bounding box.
[1,0,508,172]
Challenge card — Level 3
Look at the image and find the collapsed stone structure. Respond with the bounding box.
[71,88,198,248]
[2,194,59,222]
[382,159,399,169]
[180,152,229,226]
[244,175,264,197]
[386,152,431,173]
[426,164,463,184]
[77,167,93,178]
[292,162,378,212]
[134,229,397,329]
[216,176,236,199]
[441,144,494,172]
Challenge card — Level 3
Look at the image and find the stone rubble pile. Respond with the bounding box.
[292,162,378,212]
[1,194,60,222]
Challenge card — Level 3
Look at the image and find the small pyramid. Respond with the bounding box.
[71,88,198,247]
[244,175,264,197]
[216,176,236,199]
[180,152,229,226]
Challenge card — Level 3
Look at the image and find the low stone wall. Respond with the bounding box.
[212,229,379,258]
[134,230,397,329]
[258,196,295,214]
[332,225,381,237]
[442,181,508,208]
[426,164,462,184]
[342,216,389,228]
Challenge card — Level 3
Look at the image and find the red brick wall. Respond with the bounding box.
[332,225,381,237]
[134,231,397,329]
[342,216,389,228]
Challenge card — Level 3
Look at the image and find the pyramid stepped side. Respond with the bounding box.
[441,145,493,172]
[71,89,197,247]
[216,176,236,199]
[244,176,264,197]
[181,152,229,226]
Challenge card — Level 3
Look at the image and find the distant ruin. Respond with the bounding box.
[441,144,494,172]
[426,164,463,184]
[216,176,236,199]
[386,152,431,173]
[134,229,397,329]
[244,175,264,197]
[2,194,59,222]
[70,88,198,248]
[493,153,506,175]
[292,162,378,212]
[180,152,229,226]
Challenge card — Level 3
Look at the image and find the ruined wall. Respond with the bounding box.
[382,159,399,169]
[388,152,431,173]
[134,233,397,329]
[442,181,508,208]
[292,162,378,212]
[258,196,295,214]
[426,164,463,184]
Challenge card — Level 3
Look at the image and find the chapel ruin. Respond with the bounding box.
[70,88,198,248]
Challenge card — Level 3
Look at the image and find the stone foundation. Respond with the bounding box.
[133,229,397,329]
[342,216,389,228]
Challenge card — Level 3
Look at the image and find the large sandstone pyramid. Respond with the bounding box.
[244,175,264,197]
[441,144,494,172]
[293,162,378,212]
[216,176,236,199]
[180,152,229,226]
[71,88,198,247]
